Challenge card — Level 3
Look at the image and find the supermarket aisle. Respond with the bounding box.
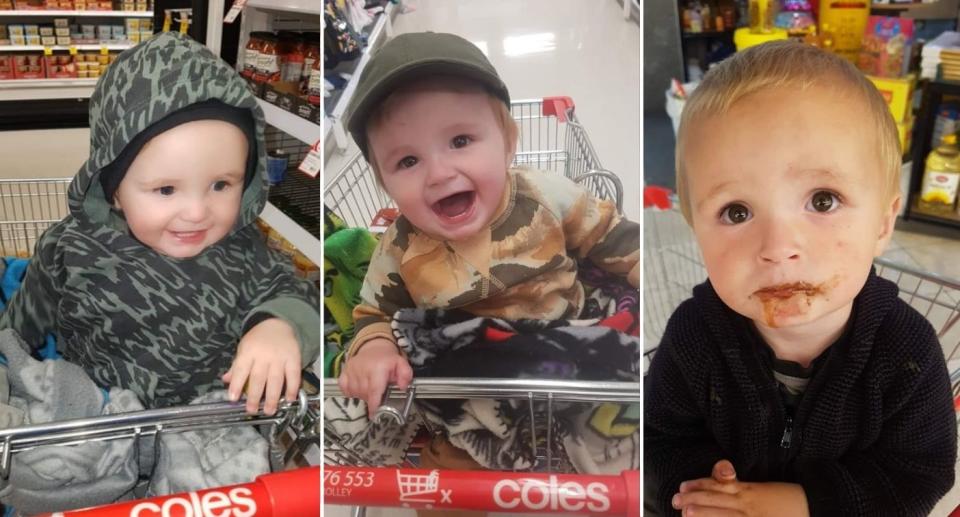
[325,0,641,221]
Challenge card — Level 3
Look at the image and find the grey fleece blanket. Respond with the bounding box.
[0,329,269,514]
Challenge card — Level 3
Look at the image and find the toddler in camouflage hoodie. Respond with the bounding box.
[0,32,322,415]
[337,32,639,428]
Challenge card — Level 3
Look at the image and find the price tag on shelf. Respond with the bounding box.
[43,46,53,56]
[68,46,78,56]
[100,45,109,56]
[224,0,248,24]
[297,140,321,178]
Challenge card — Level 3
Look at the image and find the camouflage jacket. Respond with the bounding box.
[0,33,322,408]
[348,167,640,358]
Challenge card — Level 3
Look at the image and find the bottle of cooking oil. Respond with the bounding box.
[919,133,960,214]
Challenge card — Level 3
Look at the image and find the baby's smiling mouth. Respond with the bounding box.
[432,191,476,219]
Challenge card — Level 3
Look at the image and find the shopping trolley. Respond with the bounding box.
[323,97,640,516]
[324,97,625,226]
[0,178,323,515]
[642,185,960,365]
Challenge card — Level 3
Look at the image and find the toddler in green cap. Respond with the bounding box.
[336,31,639,498]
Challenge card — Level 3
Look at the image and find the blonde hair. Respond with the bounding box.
[365,76,519,187]
[675,41,901,224]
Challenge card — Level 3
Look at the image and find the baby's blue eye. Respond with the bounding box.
[157,186,174,196]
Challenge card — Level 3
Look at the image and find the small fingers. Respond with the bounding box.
[244,363,269,414]
[227,360,253,402]
[284,359,301,403]
[262,364,284,416]
[681,504,744,517]
[394,359,413,390]
[679,478,738,495]
[365,373,387,418]
[712,460,737,482]
[673,490,742,512]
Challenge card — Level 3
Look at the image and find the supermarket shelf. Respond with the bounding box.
[0,10,152,17]
[908,197,960,229]
[870,0,958,19]
[259,201,321,267]
[0,43,132,51]
[0,77,96,100]
[258,98,320,146]
[326,1,396,153]
[245,0,321,16]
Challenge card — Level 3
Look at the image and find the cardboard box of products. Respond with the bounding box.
[12,54,45,79]
[897,114,914,155]
[0,55,13,80]
[868,74,915,123]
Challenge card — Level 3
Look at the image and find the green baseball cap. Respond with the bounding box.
[344,31,511,159]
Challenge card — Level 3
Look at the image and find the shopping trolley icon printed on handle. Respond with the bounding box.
[397,468,451,508]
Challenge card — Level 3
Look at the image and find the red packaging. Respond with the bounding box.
[45,53,77,78]
[13,54,45,79]
[0,55,14,80]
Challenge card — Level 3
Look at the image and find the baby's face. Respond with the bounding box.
[367,87,510,242]
[114,119,247,258]
[683,85,898,333]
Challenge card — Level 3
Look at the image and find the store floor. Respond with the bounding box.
[325,0,641,222]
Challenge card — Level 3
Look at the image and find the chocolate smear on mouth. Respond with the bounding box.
[751,281,827,327]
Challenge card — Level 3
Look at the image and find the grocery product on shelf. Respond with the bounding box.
[1,0,153,10]
[239,29,321,124]
[858,16,913,78]
[919,133,960,214]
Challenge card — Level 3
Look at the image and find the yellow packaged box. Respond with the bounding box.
[897,114,913,156]
[868,74,915,124]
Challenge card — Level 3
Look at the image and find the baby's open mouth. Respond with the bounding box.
[432,191,476,219]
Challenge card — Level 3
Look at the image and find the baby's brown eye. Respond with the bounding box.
[721,203,751,224]
[808,191,840,213]
[452,135,470,148]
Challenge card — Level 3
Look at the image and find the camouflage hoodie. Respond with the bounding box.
[0,33,322,408]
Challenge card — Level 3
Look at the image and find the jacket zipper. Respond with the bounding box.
[780,416,793,449]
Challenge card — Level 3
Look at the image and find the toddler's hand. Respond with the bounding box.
[222,318,301,416]
[673,460,809,517]
[338,338,413,418]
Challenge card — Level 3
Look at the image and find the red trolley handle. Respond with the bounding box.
[33,466,319,517]
[324,466,640,517]
[542,96,574,123]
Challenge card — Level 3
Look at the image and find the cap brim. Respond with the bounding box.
[346,58,510,154]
